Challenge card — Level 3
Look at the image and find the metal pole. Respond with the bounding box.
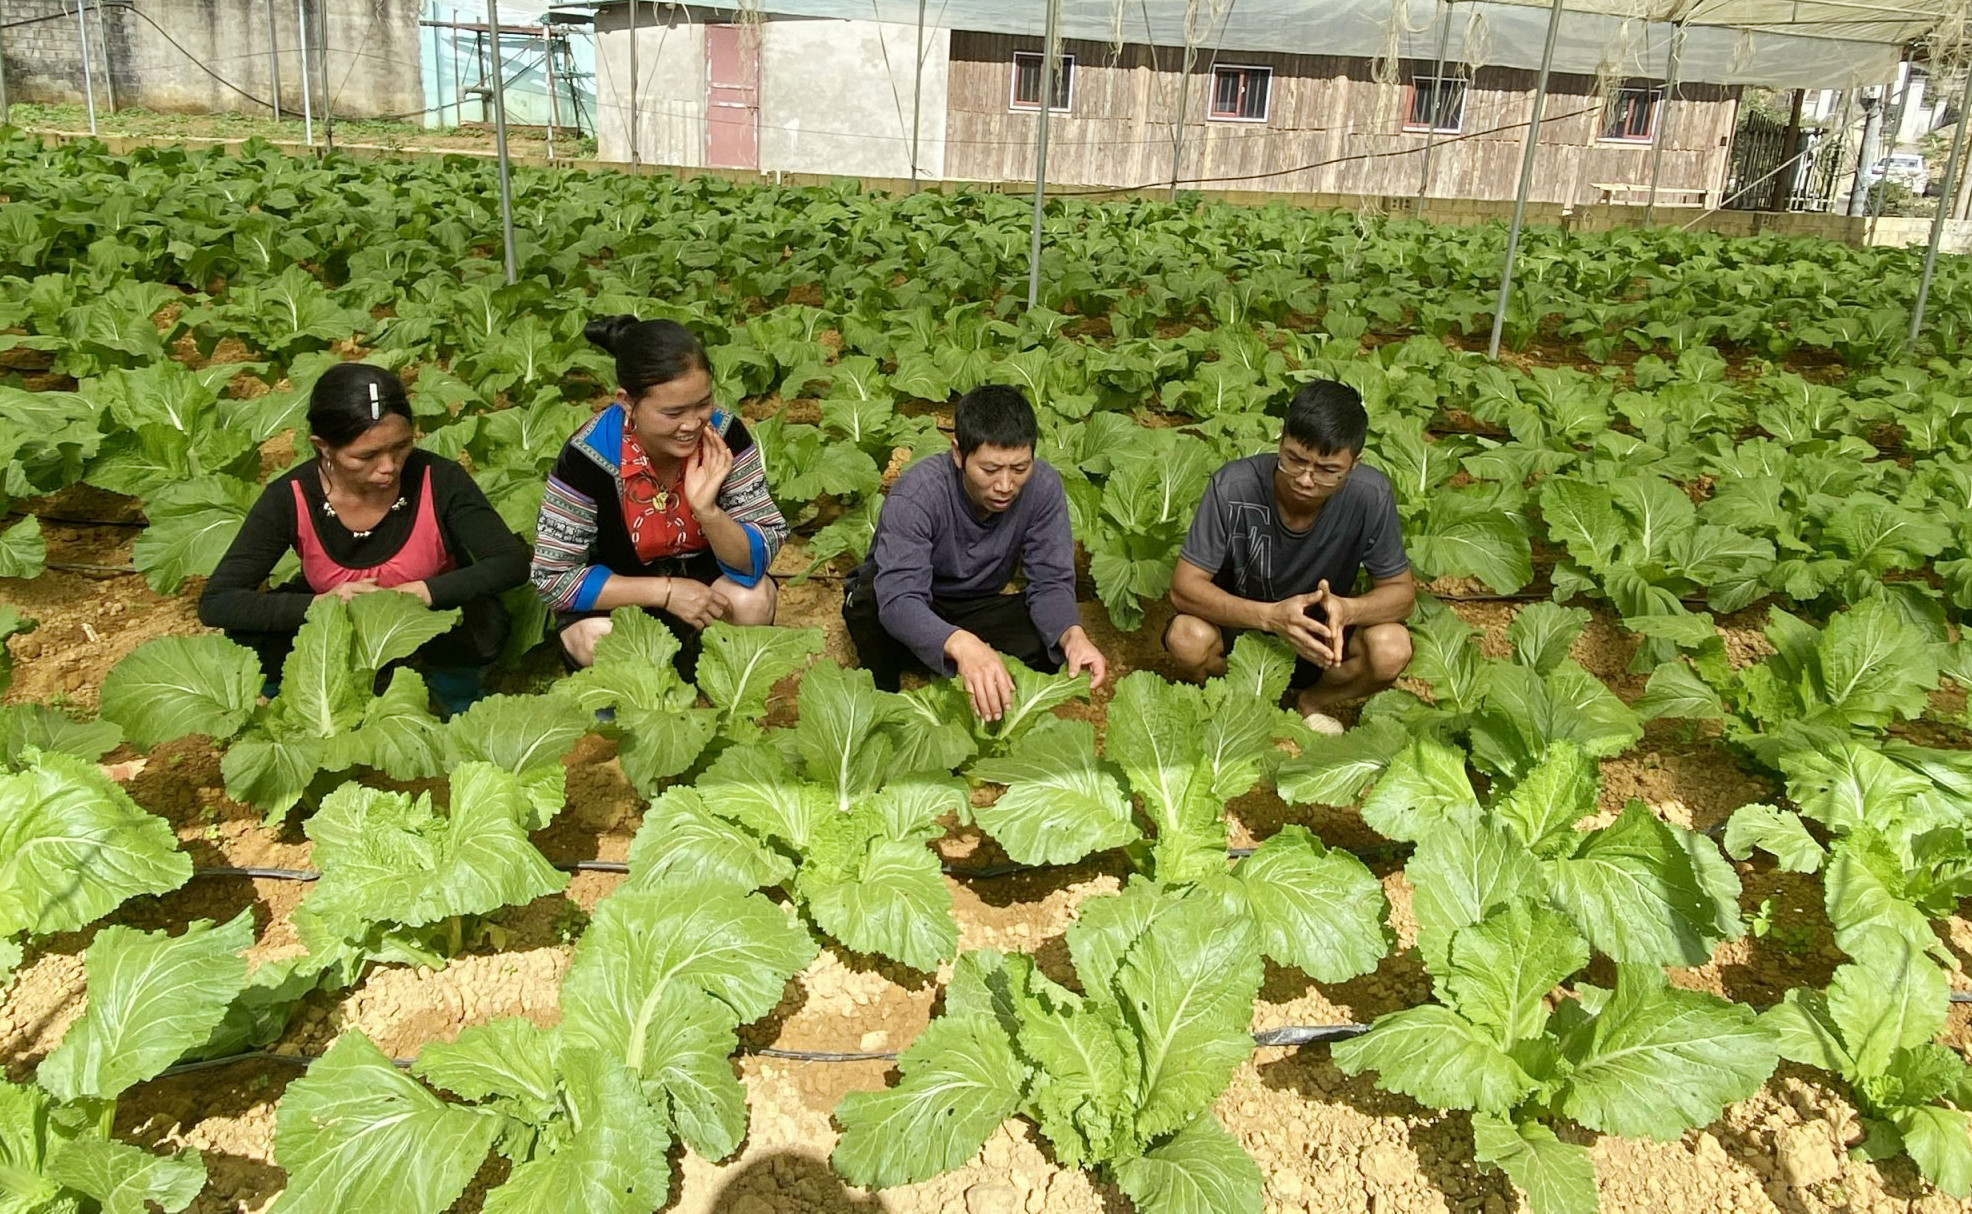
[1907,63,1972,344]
[544,23,556,159]
[1171,34,1197,199]
[1871,51,1914,219]
[1847,90,1882,216]
[1414,0,1454,215]
[1,14,12,127]
[910,0,925,188]
[266,0,282,118]
[297,0,314,144]
[1644,22,1684,225]
[1026,0,1061,309]
[92,0,114,113]
[628,0,640,168]
[320,0,333,152]
[1486,0,1564,361]
[76,0,98,136]
[487,0,519,284]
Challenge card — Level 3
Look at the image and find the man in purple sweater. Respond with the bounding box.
[844,385,1108,720]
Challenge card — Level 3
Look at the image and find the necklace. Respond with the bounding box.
[318,470,406,541]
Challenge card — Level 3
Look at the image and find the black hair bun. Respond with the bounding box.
[584,314,640,355]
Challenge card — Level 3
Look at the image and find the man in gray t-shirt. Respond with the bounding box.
[1165,380,1415,730]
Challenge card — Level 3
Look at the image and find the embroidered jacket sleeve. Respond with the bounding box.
[530,446,613,613]
[710,415,787,587]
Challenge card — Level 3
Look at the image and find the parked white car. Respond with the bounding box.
[1864,153,1931,196]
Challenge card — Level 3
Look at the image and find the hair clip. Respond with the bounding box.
[368,381,381,420]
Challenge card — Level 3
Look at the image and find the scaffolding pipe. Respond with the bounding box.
[487,0,519,284]
[628,0,640,168]
[76,0,97,136]
[266,0,282,118]
[1907,63,1972,344]
[1414,0,1455,214]
[1027,0,1061,309]
[1486,0,1565,360]
[1644,23,1685,224]
[910,0,925,188]
[297,0,313,144]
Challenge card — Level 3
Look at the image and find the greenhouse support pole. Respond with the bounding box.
[93,0,115,112]
[1871,50,1913,219]
[76,0,97,136]
[266,0,282,118]
[297,0,313,144]
[1486,0,1564,360]
[628,0,640,168]
[1026,0,1061,310]
[487,0,518,285]
[320,0,333,152]
[544,24,556,159]
[1,17,12,126]
[1644,22,1685,225]
[910,0,925,188]
[1907,64,1972,344]
[1414,0,1454,215]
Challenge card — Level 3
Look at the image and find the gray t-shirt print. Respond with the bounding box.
[1178,454,1410,602]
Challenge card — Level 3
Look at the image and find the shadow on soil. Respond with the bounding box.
[700,1151,889,1212]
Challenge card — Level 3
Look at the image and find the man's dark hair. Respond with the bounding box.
[1282,380,1368,455]
[953,385,1038,458]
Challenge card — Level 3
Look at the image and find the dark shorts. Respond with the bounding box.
[553,550,722,678]
[842,568,1058,692]
[1165,615,1353,693]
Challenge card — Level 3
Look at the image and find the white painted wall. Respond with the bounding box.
[591,8,949,178]
[594,4,706,167]
[759,19,949,179]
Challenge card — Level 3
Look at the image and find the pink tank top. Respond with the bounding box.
[292,466,455,592]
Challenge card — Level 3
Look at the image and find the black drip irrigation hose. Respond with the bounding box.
[151,1023,1381,1080]
[192,842,1415,886]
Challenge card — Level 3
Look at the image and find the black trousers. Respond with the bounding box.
[230,592,512,682]
[843,569,1057,692]
[552,550,721,679]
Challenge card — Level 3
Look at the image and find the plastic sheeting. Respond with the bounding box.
[639,0,1941,88]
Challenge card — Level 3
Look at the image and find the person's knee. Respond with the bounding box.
[1163,613,1223,674]
[560,618,611,669]
[1360,623,1413,684]
[722,577,778,626]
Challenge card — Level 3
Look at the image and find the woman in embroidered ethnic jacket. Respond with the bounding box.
[532,316,788,670]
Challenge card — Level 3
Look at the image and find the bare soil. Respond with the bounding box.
[5,515,1972,1214]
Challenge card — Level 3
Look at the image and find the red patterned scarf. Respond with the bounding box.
[619,422,705,563]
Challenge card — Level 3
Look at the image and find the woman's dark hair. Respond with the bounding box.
[585,314,710,398]
[308,362,414,448]
[953,384,1038,458]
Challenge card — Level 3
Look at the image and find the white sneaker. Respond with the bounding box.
[1302,711,1346,737]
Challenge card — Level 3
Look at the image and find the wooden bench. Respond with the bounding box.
[1592,182,1710,207]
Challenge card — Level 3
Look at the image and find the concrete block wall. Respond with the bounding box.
[0,0,422,119]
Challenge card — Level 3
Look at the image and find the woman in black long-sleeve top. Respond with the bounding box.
[198,362,530,714]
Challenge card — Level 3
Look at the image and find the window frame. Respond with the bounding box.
[1404,72,1468,134]
[1207,64,1273,123]
[1009,50,1075,114]
[1599,83,1665,143]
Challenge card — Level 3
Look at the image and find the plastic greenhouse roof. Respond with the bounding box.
[612,0,1970,87]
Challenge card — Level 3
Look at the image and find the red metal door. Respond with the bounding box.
[706,24,759,170]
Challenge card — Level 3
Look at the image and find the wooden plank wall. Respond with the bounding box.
[944,32,1738,205]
